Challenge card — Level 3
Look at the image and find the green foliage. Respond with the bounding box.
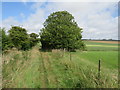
[29,33,39,47]
[8,26,30,50]
[40,11,85,51]
[1,28,14,51]
[2,26,40,51]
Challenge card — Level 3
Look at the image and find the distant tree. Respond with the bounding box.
[108,39,113,41]
[40,11,85,51]
[102,39,107,41]
[1,28,14,51]
[8,26,30,50]
[29,33,39,47]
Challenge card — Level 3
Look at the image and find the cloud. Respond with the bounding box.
[2,0,119,2]
[22,8,45,33]
[2,17,20,32]
[82,11,118,38]
[42,2,118,39]
[20,13,25,18]
[2,1,118,39]
[63,2,117,39]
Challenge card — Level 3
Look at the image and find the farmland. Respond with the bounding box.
[84,40,119,51]
[2,40,118,88]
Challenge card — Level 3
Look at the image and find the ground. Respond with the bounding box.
[2,40,119,88]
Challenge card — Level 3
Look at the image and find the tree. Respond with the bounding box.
[8,26,30,50]
[40,11,85,51]
[29,33,39,47]
[1,28,14,51]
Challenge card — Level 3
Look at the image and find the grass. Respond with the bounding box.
[74,51,118,69]
[2,41,119,88]
[2,42,118,88]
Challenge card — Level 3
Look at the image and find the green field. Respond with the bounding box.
[84,41,119,51]
[2,41,118,88]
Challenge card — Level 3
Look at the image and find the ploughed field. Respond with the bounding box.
[2,40,118,88]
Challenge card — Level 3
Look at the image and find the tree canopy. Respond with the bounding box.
[40,11,85,51]
[8,26,30,50]
[29,33,39,47]
[1,28,14,51]
[1,26,40,51]
[1,11,86,52]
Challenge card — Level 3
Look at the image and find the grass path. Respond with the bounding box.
[39,52,49,88]
[40,52,58,88]
[3,48,59,88]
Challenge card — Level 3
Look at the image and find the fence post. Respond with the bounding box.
[98,59,101,80]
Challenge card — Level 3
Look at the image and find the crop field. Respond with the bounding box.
[84,40,119,51]
[2,40,119,88]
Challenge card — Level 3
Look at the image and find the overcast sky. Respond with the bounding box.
[1,0,119,40]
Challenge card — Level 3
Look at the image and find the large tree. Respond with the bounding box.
[40,11,85,51]
[8,26,30,50]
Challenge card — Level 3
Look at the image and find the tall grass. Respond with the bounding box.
[2,47,118,88]
[48,50,118,88]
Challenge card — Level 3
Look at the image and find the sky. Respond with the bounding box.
[1,0,119,40]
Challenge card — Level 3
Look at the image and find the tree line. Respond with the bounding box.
[1,11,85,52]
[1,26,39,51]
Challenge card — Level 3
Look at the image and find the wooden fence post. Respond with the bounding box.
[98,59,101,80]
